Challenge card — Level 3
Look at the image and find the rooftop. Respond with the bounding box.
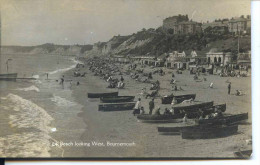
[229,17,250,23]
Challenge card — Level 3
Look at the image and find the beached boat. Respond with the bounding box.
[87,92,118,98]
[98,102,135,111]
[195,113,248,125]
[157,104,227,134]
[137,102,217,123]
[161,94,196,104]
[157,123,197,135]
[100,96,135,103]
[173,101,214,113]
[181,125,238,139]
[136,114,186,123]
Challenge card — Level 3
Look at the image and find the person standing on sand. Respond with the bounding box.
[209,82,213,88]
[228,82,231,95]
[120,76,124,82]
[60,75,65,89]
[133,98,141,116]
[183,114,188,123]
[149,98,155,115]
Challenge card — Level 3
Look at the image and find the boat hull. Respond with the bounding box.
[98,102,135,111]
[158,124,197,135]
[137,114,185,123]
[181,125,238,139]
[88,92,118,98]
[100,96,135,103]
[195,113,248,125]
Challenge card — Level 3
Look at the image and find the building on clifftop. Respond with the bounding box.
[162,15,202,35]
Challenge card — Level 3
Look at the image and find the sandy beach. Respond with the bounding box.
[53,57,252,158]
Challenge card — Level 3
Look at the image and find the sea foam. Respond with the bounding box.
[0,93,55,157]
[2,93,53,132]
[51,94,77,107]
[48,58,81,75]
[32,74,40,79]
[17,85,40,92]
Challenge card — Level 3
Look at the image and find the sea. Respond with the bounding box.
[0,53,83,157]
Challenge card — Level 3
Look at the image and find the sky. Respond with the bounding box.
[0,0,251,46]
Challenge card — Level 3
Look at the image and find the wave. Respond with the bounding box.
[33,79,42,84]
[0,132,51,157]
[1,93,53,132]
[32,74,40,79]
[0,93,54,157]
[17,85,40,92]
[48,64,76,75]
[51,94,77,107]
[48,58,82,75]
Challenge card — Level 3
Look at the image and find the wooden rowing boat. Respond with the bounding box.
[195,113,248,125]
[100,96,135,103]
[136,114,186,123]
[87,92,118,98]
[136,102,217,123]
[157,123,196,135]
[157,104,227,134]
[98,102,135,111]
[161,94,196,104]
[181,125,238,139]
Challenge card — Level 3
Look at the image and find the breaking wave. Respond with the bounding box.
[51,94,77,107]
[0,93,54,157]
[17,85,40,92]
[32,74,40,79]
[48,58,82,75]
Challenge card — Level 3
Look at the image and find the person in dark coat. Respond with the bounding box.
[228,82,231,95]
[149,98,155,115]
[120,76,124,82]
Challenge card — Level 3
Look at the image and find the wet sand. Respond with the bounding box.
[60,59,251,158]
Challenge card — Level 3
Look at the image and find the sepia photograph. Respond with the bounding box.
[0,0,252,159]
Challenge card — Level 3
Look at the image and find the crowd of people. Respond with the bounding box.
[57,56,247,123]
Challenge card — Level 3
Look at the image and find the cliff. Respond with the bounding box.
[1,28,250,57]
[85,27,251,57]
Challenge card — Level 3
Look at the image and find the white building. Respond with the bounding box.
[206,48,232,66]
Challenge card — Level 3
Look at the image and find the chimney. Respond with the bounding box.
[241,15,244,18]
